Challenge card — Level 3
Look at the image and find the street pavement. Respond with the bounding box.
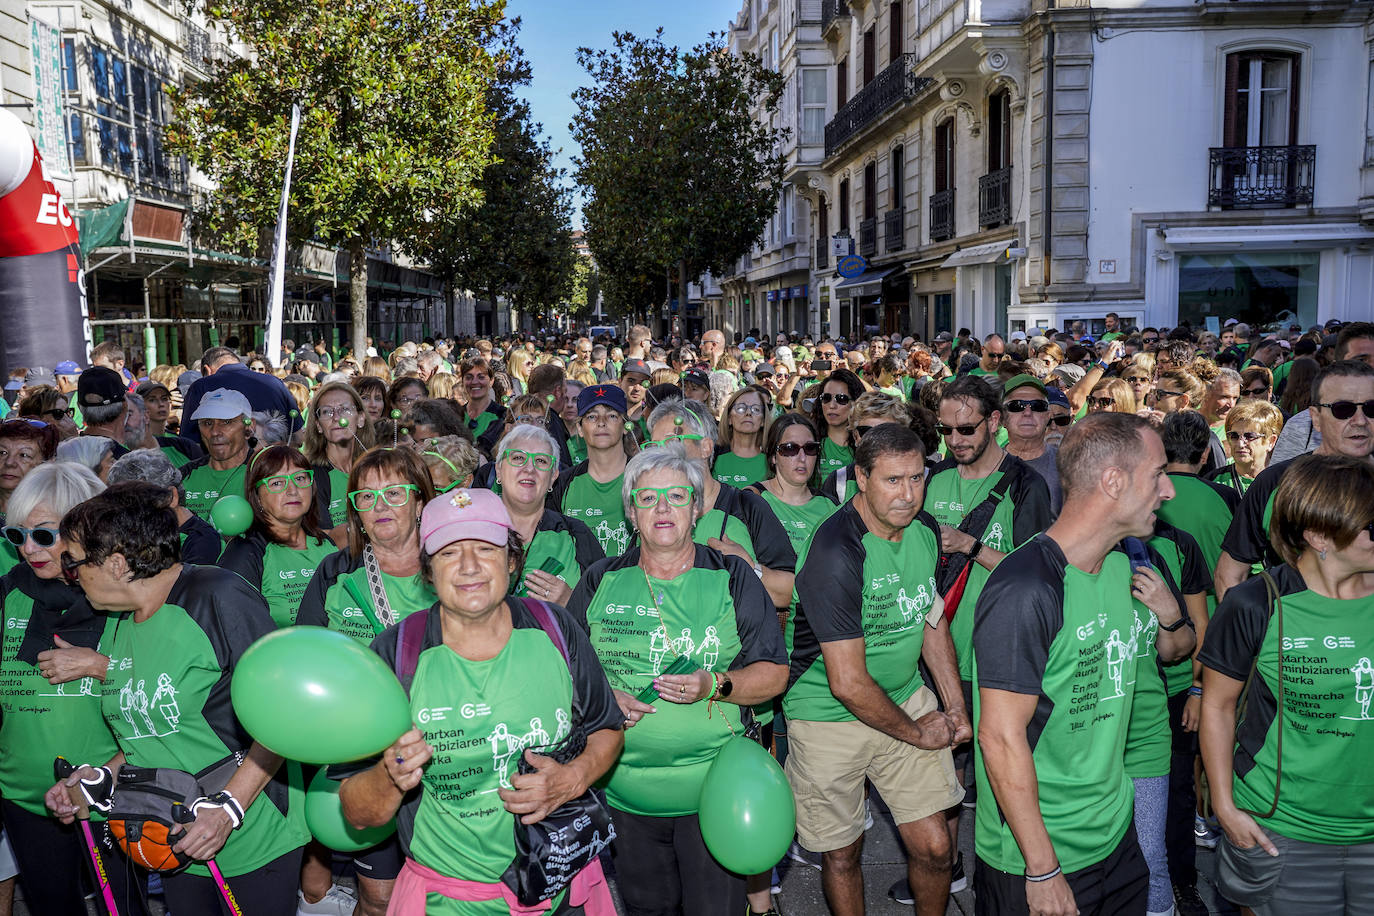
[25,797,1240,914]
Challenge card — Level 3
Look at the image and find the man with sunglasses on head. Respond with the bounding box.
[550,385,636,557]
[1214,358,1374,602]
[1002,374,1062,517]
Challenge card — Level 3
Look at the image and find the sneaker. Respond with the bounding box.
[747,907,783,916]
[770,867,781,895]
[863,798,874,831]
[950,852,968,894]
[888,878,914,906]
[1174,882,1209,916]
[298,885,357,916]
[1194,813,1219,850]
[784,840,822,871]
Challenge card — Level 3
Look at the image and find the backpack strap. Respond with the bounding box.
[955,453,1020,541]
[394,609,431,686]
[520,597,570,669]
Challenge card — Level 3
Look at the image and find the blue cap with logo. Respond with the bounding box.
[577,383,628,417]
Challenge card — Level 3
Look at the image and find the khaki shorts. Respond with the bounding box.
[785,686,964,852]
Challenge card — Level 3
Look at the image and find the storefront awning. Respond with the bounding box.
[833,266,901,299]
[941,240,1020,268]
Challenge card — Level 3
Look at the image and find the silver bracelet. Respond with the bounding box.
[1025,865,1062,883]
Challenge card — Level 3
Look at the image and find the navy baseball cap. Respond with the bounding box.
[577,383,627,416]
[1046,387,1071,409]
[681,367,710,390]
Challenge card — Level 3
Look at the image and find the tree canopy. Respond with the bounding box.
[571,30,787,321]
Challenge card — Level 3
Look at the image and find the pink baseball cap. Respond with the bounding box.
[420,488,512,553]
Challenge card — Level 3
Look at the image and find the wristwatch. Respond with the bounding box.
[713,672,734,700]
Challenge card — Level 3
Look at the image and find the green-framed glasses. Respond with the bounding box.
[347,483,420,511]
[257,469,314,493]
[424,451,465,494]
[500,448,554,472]
[641,433,704,450]
[630,485,695,509]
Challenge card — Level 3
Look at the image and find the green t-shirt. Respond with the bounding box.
[557,467,630,557]
[160,443,193,469]
[758,490,838,558]
[323,566,437,644]
[1123,538,1189,779]
[0,542,19,578]
[1211,463,1253,496]
[1200,565,1374,845]
[973,537,1138,874]
[258,539,338,628]
[786,504,943,722]
[927,462,1051,680]
[569,546,783,817]
[1157,473,1237,597]
[0,573,118,814]
[567,435,588,466]
[99,567,309,877]
[817,438,852,481]
[1271,359,1293,392]
[325,468,350,528]
[712,451,767,489]
[182,460,249,521]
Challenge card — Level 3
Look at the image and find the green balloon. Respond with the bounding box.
[698,737,796,875]
[209,495,253,537]
[304,768,396,852]
[231,627,412,764]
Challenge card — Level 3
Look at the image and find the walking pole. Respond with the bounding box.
[54,757,120,916]
[171,802,243,916]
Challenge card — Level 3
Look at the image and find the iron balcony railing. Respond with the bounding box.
[824,54,935,157]
[858,217,877,257]
[979,167,1012,228]
[884,208,905,252]
[929,189,955,242]
[1208,145,1316,210]
[821,0,849,33]
[815,238,829,269]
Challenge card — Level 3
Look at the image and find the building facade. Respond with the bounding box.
[797,0,1374,343]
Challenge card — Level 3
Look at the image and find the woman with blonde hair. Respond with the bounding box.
[417,435,481,494]
[362,355,391,381]
[1087,376,1137,414]
[1122,354,1156,408]
[303,380,373,527]
[714,385,773,488]
[426,372,457,400]
[1212,398,1283,495]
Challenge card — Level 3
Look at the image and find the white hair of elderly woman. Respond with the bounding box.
[495,423,561,472]
[6,460,105,526]
[54,436,115,475]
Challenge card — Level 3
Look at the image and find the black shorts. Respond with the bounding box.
[974,823,1148,916]
[352,834,403,881]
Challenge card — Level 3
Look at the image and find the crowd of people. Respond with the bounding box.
[0,314,1370,916]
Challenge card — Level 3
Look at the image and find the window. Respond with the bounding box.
[1224,51,1299,147]
[801,68,826,145]
[839,178,851,231]
[783,185,796,238]
[863,161,877,220]
[891,145,904,208]
[818,193,829,241]
[889,1,902,64]
[988,90,1011,171]
[771,29,779,73]
[935,119,955,192]
[69,114,86,165]
[62,38,78,91]
[863,26,876,85]
[837,57,848,108]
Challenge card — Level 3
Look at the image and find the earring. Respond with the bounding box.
[1319,549,1327,561]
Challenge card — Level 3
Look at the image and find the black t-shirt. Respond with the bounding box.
[179,513,222,565]
[1220,457,1297,567]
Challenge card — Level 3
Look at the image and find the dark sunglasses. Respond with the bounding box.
[1004,399,1048,413]
[1088,397,1116,410]
[775,441,820,457]
[1242,387,1270,397]
[820,393,852,405]
[60,551,90,576]
[936,418,987,437]
[1048,415,1073,427]
[2,525,59,548]
[44,407,76,421]
[1153,389,1184,400]
[1123,376,1151,385]
[853,424,883,438]
[1318,400,1374,420]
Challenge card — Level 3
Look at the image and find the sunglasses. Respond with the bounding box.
[60,551,90,576]
[1088,397,1116,410]
[1123,376,1151,385]
[45,407,76,421]
[853,424,882,438]
[630,485,694,509]
[2,525,59,548]
[1227,431,1264,442]
[1004,399,1048,413]
[775,441,820,457]
[820,393,852,405]
[1153,389,1184,400]
[1318,400,1374,420]
[936,418,987,437]
[1242,387,1270,397]
[1048,415,1073,427]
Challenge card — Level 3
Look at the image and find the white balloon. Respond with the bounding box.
[0,109,35,198]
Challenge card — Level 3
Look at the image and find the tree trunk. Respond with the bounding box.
[349,239,369,360]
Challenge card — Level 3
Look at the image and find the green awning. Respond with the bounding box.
[76,199,129,257]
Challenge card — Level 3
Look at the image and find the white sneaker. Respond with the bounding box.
[298,884,357,916]
[784,840,822,871]
[863,799,875,831]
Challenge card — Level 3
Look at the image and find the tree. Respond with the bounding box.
[167,0,502,359]
[410,24,576,336]
[571,30,787,323]
[569,255,600,320]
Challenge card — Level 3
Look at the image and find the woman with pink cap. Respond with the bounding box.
[339,487,624,915]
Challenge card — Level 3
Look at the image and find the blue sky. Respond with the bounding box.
[505,0,744,227]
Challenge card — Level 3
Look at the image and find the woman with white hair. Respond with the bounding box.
[0,463,148,913]
[567,446,788,915]
[54,435,115,483]
[493,425,603,605]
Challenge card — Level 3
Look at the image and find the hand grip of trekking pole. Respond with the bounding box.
[54,756,91,820]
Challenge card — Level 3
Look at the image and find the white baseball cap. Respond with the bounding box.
[190,388,253,422]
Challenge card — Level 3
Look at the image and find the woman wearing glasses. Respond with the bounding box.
[567,447,788,916]
[1121,356,1156,410]
[0,464,146,915]
[713,386,772,489]
[809,368,865,482]
[304,381,374,529]
[0,418,59,531]
[1239,366,1274,404]
[386,377,429,418]
[1211,399,1283,496]
[752,414,838,561]
[16,386,79,441]
[296,447,437,644]
[418,435,480,496]
[1086,377,1137,414]
[219,445,342,628]
[494,425,603,606]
